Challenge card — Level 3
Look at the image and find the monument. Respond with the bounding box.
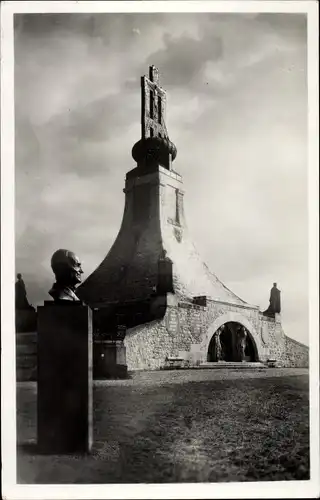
[37,250,92,453]
[75,66,308,370]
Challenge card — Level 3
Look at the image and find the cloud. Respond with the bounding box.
[14,13,308,345]
[146,31,223,88]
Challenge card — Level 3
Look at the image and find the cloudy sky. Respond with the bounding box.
[14,12,308,344]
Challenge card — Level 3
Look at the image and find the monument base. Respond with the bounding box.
[37,302,93,454]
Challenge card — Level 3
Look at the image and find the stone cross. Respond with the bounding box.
[141,65,168,140]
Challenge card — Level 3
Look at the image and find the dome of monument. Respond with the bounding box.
[132,136,177,165]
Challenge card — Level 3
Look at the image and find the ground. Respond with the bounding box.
[17,368,309,483]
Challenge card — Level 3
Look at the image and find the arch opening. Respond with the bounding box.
[207,321,258,363]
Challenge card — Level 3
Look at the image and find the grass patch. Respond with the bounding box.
[17,371,309,483]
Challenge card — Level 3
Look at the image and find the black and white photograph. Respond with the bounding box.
[1,1,319,498]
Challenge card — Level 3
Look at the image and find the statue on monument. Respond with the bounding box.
[49,249,83,302]
[237,326,247,362]
[263,283,281,317]
[213,329,223,361]
[15,273,33,310]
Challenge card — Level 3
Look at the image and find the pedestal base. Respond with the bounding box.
[37,303,93,454]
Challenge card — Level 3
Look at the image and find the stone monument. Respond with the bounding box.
[76,66,308,370]
[37,250,93,453]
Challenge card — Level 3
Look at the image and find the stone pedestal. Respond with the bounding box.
[94,340,127,379]
[37,303,93,454]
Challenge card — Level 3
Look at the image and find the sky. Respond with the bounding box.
[14,12,308,344]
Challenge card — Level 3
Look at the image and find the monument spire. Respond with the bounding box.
[141,65,168,139]
[132,65,177,171]
[78,65,247,308]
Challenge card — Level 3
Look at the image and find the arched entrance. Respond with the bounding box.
[207,321,257,362]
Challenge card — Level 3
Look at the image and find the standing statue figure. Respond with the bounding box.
[15,273,32,310]
[263,283,281,317]
[212,329,223,361]
[237,326,247,362]
[49,249,83,302]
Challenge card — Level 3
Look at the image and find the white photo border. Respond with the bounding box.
[1,1,319,499]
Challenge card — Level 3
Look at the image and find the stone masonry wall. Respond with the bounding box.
[125,319,171,370]
[125,295,308,370]
[283,336,309,367]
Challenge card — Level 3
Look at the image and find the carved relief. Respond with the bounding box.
[173,227,182,242]
[261,322,269,345]
[166,308,180,334]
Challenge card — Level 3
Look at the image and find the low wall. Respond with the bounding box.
[283,336,309,368]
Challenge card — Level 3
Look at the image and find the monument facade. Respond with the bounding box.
[77,66,308,371]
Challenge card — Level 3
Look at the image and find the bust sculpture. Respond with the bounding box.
[48,249,83,302]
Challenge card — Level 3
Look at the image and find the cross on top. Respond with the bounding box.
[141,65,168,140]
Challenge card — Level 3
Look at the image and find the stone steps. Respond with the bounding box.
[16,332,37,382]
[16,331,37,344]
[199,361,266,370]
[17,355,37,369]
[16,343,37,356]
[16,367,37,382]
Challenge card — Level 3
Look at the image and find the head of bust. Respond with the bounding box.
[49,249,83,302]
[51,249,83,288]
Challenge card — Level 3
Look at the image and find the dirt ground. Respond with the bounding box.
[16,368,309,483]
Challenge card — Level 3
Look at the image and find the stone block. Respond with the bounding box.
[37,303,93,454]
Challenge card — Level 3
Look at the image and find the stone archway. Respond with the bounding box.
[207,321,257,362]
[204,312,260,363]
